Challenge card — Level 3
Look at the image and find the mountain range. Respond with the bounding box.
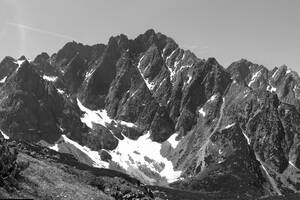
[0,29,300,200]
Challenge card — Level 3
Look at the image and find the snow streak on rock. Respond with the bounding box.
[0,130,9,139]
[137,56,155,91]
[85,68,96,80]
[241,130,251,145]
[248,70,262,86]
[289,161,300,171]
[224,123,235,129]
[0,76,7,83]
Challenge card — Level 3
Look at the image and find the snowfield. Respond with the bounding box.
[110,131,182,183]
[75,98,182,183]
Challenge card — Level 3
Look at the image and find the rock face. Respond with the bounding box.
[0,60,86,144]
[0,29,300,199]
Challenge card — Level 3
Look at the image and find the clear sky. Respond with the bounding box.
[0,0,299,72]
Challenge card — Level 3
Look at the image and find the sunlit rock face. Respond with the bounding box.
[0,29,300,199]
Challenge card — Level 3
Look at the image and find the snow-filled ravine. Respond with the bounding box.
[49,98,182,184]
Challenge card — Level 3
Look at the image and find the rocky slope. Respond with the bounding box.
[0,29,300,199]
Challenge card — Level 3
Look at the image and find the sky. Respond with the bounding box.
[0,0,299,72]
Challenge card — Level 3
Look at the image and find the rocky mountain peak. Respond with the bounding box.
[0,30,300,199]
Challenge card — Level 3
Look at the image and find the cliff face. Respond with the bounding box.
[0,29,300,199]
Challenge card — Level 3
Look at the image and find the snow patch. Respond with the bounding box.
[57,88,65,94]
[218,149,223,154]
[167,133,180,149]
[43,75,57,82]
[0,76,7,83]
[267,85,277,92]
[118,120,137,128]
[208,94,217,102]
[0,130,9,139]
[110,132,182,183]
[77,98,137,129]
[77,98,112,129]
[199,107,206,117]
[49,143,59,151]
